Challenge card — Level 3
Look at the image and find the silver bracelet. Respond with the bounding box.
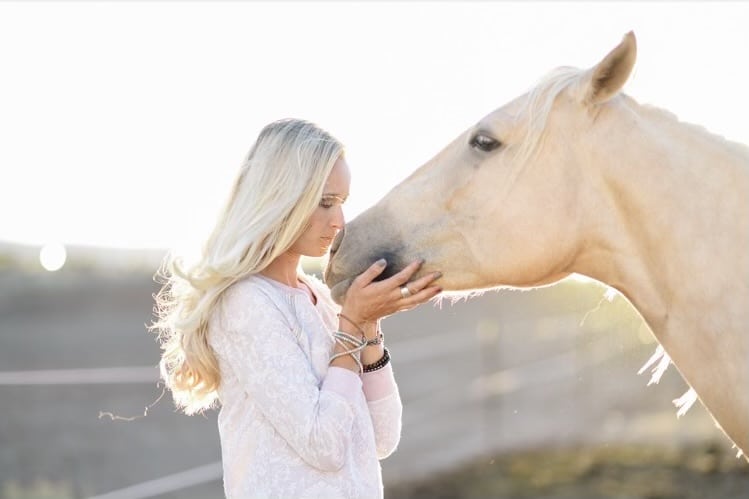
[366,329,384,346]
[334,330,366,347]
[329,331,367,373]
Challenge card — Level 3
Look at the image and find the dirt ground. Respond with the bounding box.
[387,443,749,499]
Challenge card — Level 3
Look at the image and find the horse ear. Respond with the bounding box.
[583,31,637,105]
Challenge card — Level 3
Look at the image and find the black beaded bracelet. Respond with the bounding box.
[362,347,390,373]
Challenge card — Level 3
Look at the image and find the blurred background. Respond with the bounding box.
[2,245,747,499]
[2,2,748,498]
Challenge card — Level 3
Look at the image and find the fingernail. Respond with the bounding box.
[376,258,387,267]
[434,271,443,279]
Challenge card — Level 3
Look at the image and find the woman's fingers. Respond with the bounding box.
[400,259,425,284]
[398,285,442,310]
[396,270,441,299]
[406,271,442,293]
[385,259,424,287]
[352,258,388,288]
[347,258,442,320]
[359,258,428,292]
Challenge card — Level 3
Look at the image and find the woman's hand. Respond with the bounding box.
[340,258,442,327]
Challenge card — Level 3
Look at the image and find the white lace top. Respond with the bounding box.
[208,273,403,499]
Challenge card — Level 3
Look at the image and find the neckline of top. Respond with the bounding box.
[254,274,319,305]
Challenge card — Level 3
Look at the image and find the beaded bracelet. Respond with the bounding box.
[362,347,390,373]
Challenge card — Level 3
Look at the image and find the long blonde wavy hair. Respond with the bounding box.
[151,118,344,414]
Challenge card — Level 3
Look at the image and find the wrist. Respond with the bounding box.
[339,309,368,326]
[363,323,383,345]
[338,312,377,337]
[361,342,385,366]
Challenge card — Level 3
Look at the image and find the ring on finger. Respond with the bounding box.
[400,286,412,299]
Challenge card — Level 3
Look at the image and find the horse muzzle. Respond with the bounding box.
[324,228,354,304]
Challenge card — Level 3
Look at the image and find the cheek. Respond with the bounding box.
[303,211,327,233]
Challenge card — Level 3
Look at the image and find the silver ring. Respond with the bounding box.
[400,286,412,299]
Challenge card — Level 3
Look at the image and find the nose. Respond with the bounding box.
[332,205,345,230]
[330,228,344,256]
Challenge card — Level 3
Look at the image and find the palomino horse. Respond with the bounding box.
[325,32,749,460]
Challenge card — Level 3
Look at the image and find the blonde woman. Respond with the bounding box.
[152,118,442,498]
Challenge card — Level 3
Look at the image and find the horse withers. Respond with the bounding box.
[324,32,749,460]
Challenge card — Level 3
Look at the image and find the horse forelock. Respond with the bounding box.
[513,66,585,167]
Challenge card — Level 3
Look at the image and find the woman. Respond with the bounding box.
[152,118,442,498]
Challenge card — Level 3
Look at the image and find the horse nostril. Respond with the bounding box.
[330,228,344,255]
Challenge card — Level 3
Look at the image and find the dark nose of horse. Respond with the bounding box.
[330,228,344,256]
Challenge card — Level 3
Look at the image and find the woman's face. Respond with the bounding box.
[290,156,351,258]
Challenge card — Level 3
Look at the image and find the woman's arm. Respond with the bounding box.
[362,360,403,458]
[331,260,442,459]
[336,313,403,458]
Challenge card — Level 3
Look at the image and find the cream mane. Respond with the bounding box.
[514,66,584,167]
[518,65,749,169]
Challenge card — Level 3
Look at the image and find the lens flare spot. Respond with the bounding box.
[39,243,67,271]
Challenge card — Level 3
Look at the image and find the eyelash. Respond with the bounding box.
[320,196,346,209]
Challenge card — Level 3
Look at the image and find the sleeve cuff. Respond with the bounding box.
[361,363,397,401]
[322,366,363,403]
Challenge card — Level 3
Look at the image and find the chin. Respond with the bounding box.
[306,247,329,258]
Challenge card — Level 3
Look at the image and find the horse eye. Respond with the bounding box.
[469,134,501,152]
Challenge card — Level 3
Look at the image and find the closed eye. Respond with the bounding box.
[469,133,502,152]
[320,194,347,209]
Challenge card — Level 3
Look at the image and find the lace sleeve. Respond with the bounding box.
[362,364,403,458]
[212,283,364,472]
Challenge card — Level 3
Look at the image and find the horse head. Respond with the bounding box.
[326,32,637,303]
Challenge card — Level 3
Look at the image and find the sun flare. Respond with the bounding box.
[39,243,67,271]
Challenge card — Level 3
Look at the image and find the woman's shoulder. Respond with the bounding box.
[223,274,275,304]
[210,275,293,337]
[218,275,295,322]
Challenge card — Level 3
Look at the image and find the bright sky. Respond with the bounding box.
[1,1,747,252]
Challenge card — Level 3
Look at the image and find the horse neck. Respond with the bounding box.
[575,98,749,332]
[573,99,749,376]
[575,98,749,455]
